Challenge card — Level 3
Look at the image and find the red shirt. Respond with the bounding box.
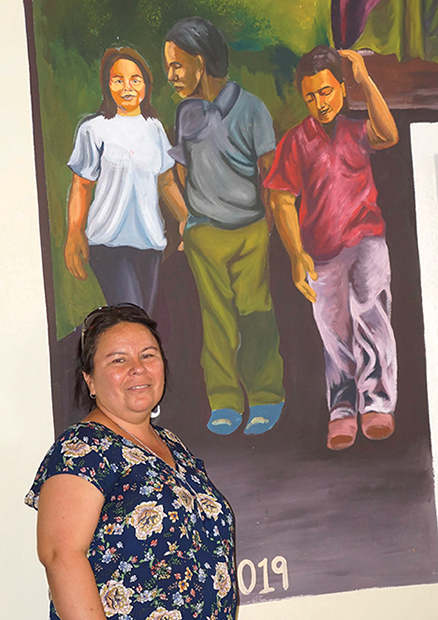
[264,115,385,261]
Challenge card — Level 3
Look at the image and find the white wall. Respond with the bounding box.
[410,121,438,528]
[0,0,54,615]
[1,1,437,617]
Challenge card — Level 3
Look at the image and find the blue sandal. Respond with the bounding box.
[207,408,243,435]
[244,402,285,435]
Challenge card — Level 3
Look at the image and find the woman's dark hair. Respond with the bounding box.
[164,17,228,78]
[99,47,157,120]
[76,304,168,411]
[295,45,344,94]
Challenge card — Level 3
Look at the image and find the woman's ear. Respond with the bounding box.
[83,371,95,396]
[195,54,205,75]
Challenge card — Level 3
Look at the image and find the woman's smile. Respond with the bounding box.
[128,383,151,391]
[109,58,146,115]
[84,321,165,422]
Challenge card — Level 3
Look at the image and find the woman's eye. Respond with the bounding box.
[112,358,125,364]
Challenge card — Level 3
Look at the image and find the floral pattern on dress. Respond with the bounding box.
[146,607,182,620]
[212,563,232,598]
[25,422,237,620]
[197,494,223,521]
[122,446,150,466]
[129,502,166,539]
[100,580,135,617]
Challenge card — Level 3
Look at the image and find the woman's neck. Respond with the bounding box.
[116,105,142,116]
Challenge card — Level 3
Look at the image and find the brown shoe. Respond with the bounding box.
[361,412,395,440]
[327,416,358,450]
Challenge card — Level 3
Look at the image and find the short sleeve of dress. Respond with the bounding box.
[153,119,176,174]
[250,97,276,159]
[68,117,103,181]
[25,424,123,511]
[264,128,303,196]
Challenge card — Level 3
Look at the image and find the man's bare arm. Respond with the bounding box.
[173,164,189,249]
[258,150,275,204]
[258,150,276,229]
[269,189,318,303]
[176,163,188,189]
[157,168,188,224]
[339,50,398,150]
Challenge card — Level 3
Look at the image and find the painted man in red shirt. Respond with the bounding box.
[264,46,399,450]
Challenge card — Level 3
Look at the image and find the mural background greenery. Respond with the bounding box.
[32,0,438,339]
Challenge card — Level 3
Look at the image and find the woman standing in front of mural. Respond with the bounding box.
[26,304,237,620]
[64,47,188,314]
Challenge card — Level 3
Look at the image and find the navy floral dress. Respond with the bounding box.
[25,423,237,620]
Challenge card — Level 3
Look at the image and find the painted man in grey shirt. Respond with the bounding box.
[164,17,285,435]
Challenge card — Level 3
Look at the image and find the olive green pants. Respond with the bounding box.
[184,218,285,413]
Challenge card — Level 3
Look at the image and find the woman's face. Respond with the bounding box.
[164,41,204,99]
[109,58,146,116]
[84,322,165,422]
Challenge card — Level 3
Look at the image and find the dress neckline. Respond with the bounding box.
[75,420,178,472]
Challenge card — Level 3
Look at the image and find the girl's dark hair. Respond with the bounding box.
[164,17,228,78]
[295,45,344,94]
[98,47,157,119]
[76,304,168,411]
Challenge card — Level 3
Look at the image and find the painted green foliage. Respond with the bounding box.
[32,0,438,339]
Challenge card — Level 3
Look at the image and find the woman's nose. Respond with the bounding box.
[130,359,147,374]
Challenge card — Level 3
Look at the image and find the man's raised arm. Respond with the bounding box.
[340,49,398,150]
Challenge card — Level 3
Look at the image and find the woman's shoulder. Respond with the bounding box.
[145,116,168,135]
[75,112,105,130]
[55,422,147,463]
[56,420,115,442]
[145,115,164,127]
[72,113,108,145]
[24,423,129,510]
[35,422,124,470]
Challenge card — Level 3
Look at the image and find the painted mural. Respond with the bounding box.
[25,0,438,607]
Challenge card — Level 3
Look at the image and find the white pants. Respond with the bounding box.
[312,236,397,421]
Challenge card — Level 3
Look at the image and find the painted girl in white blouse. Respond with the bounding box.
[65,47,187,313]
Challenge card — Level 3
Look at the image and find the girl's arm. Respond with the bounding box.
[64,173,95,281]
